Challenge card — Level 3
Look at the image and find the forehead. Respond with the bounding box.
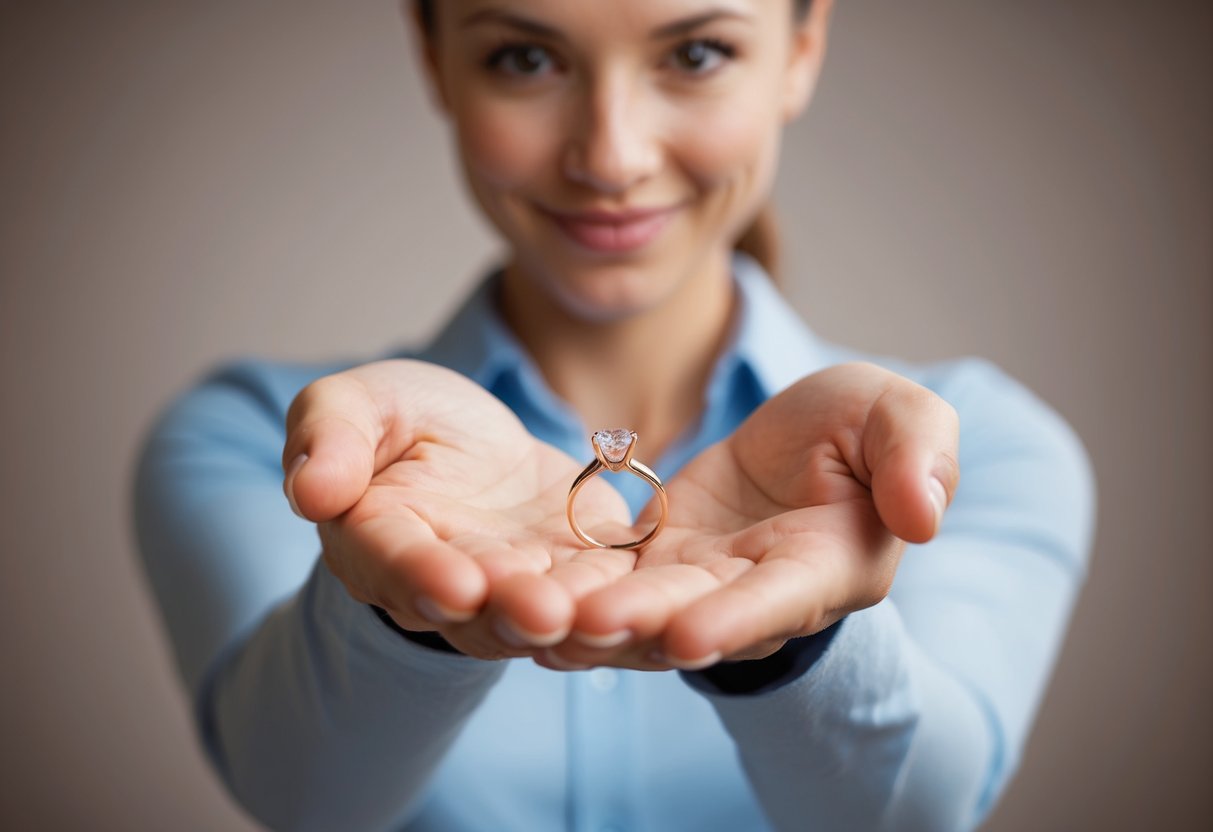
[440,0,779,37]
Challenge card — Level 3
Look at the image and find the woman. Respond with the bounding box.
[133,1,1095,830]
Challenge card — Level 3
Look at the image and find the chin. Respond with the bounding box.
[539,259,672,323]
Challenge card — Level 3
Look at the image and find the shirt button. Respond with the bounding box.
[589,667,618,692]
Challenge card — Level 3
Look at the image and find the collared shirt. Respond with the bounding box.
[133,252,1095,832]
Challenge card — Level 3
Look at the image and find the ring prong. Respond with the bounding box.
[621,431,638,466]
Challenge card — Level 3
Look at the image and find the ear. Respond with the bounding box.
[781,0,835,123]
[401,0,452,114]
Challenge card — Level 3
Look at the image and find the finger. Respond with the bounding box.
[865,381,960,543]
[511,548,637,668]
[660,534,876,668]
[283,359,549,521]
[543,547,637,601]
[325,511,489,630]
[283,374,391,522]
[443,535,554,584]
[528,513,639,610]
[487,572,577,648]
[579,564,719,638]
[543,560,747,667]
[478,539,636,660]
[437,538,578,648]
[423,569,577,662]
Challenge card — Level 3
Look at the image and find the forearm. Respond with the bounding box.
[695,356,1095,830]
[694,601,992,832]
[201,557,505,832]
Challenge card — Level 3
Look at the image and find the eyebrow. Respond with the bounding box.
[459,7,753,41]
[653,9,755,38]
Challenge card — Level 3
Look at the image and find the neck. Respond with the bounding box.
[498,249,738,461]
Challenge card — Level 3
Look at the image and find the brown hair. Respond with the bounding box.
[412,0,813,285]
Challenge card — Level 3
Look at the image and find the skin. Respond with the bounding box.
[281,0,961,670]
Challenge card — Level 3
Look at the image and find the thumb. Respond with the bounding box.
[282,373,385,522]
[865,382,960,544]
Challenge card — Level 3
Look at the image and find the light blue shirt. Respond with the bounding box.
[132,253,1095,832]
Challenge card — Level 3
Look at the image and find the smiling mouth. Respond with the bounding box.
[540,205,680,254]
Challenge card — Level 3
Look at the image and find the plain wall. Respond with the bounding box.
[1,1,1209,829]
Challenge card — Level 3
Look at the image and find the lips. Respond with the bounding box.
[541,205,679,254]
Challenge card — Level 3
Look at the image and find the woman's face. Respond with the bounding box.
[419,0,827,321]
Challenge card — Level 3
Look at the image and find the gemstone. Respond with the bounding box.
[594,429,634,463]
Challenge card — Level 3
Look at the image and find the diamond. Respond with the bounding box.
[593,429,634,463]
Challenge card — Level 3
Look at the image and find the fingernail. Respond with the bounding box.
[416,596,474,624]
[540,648,590,671]
[660,650,722,671]
[492,617,528,648]
[284,453,308,519]
[927,476,948,534]
[572,629,632,649]
[493,617,566,648]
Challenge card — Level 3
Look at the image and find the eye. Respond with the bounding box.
[485,43,557,78]
[669,38,736,75]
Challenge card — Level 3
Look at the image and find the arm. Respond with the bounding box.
[687,358,1096,831]
[131,361,504,832]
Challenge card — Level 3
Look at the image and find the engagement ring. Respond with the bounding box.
[567,429,668,550]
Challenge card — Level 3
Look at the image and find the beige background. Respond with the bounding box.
[2,1,1209,829]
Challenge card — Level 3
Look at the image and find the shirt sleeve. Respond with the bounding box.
[131,360,505,832]
[683,358,1097,832]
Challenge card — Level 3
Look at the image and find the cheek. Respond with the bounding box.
[671,93,782,195]
[455,100,555,191]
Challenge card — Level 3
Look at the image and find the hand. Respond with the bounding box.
[539,362,959,671]
[282,359,636,660]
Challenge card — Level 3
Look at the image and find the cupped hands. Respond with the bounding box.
[282,359,958,672]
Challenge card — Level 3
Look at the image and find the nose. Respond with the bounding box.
[562,72,661,194]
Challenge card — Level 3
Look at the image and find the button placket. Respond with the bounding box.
[566,669,635,832]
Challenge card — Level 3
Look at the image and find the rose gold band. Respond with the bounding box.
[567,430,668,550]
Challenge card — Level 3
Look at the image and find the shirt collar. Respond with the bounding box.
[408,251,829,409]
[408,267,521,390]
[407,268,584,435]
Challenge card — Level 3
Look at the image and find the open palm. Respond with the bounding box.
[286,360,957,669]
[285,359,636,659]
[540,362,958,671]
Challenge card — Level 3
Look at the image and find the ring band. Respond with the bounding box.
[567,429,668,550]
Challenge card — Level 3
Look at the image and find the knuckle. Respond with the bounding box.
[286,373,368,433]
[284,377,328,429]
[934,447,961,488]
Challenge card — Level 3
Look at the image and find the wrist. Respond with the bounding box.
[370,604,463,655]
[682,617,846,696]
